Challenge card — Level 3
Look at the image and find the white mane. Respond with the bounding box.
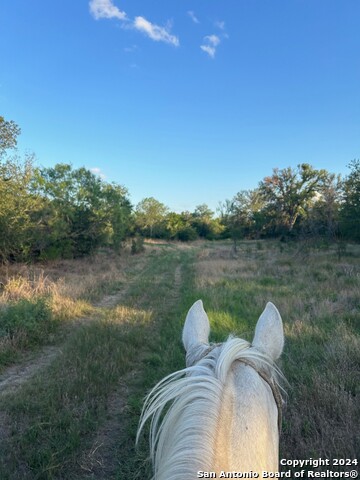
[136,337,283,480]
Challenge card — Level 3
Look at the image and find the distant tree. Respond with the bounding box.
[0,154,41,262]
[191,204,214,238]
[32,164,131,258]
[102,183,132,251]
[0,116,21,156]
[340,160,360,241]
[304,173,342,240]
[259,164,329,235]
[193,204,214,219]
[219,190,265,249]
[135,197,168,237]
[218,199,243,251]
[165,212,187,239]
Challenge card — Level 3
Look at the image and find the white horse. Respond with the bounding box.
[137,300,285,480]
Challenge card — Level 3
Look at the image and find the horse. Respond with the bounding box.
[137,300,285,480]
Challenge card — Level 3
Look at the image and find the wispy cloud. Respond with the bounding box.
[205,35,220,47]
[200,45,216,58]
[215,20,225,30]
[133,16,179,46]
[187,10,199,24]
[90,167,106,179]
[89,1,179,47]
[89,0,126,21]
[200,34,221,58]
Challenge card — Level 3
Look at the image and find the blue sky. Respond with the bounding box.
[1,1,359,212]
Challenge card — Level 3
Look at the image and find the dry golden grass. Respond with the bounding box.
[0,250,133,316]
[194,240,360,461]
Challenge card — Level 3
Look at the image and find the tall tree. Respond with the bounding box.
[32,164,132,258]
[0,116,21,156]
[259,164,329,234]
[304,173,342,240]
[340,160,360,241]
[191,204,215,238]
[0,154,41,262]
[219,189,265,249]
[135,197,168,237]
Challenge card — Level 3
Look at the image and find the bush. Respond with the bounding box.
[0,298,55,348]
[131,236,145,255]
[176,226,198,242]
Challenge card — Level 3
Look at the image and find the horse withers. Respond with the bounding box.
[137,300,285,480]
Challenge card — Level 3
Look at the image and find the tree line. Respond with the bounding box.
[0,115,359,262]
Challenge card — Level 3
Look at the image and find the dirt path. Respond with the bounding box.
[74,263,183,480]
[0,346,60,398]
[0,269,140,398]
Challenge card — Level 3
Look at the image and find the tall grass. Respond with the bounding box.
[0,241,358,478]
[195,240,360,462]
[0,250,136,368]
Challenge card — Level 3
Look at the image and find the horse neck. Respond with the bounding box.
[211,361,279,474]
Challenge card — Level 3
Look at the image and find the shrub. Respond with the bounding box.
[0,298,55,348]
[131,236,145,255]
[176,226,198,242]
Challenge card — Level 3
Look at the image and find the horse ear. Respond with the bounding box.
[252,302,284,360]
[182,300,210,353]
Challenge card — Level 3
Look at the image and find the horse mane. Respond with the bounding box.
[136,337,283,480]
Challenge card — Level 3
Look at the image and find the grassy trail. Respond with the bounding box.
[0,244,198,479]
[0,240,359,479]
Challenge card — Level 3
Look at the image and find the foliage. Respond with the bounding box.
[191,204,224,239]
[135,197,169,238]
[258,163,329,234]
[134,202,224,241]
[0,154,42,262]
[0,298,54,351]
[2,115,360,263]
[340,160,360,241]
[131,235,145,254]
[219,164,356,244]
[302,173,342,240]
[0,116,21,155]
[219,191,266,249]
[0,159,132,261]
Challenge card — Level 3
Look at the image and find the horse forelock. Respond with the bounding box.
[137,337,283,480]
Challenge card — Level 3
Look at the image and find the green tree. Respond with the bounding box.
[0,154,42,262]
[259,164,329,235]
[304,173,342,240]
[219,190,265,249]
[340,160,360,241]
[165,212,187,239]
[135,197,169,238]
[0,115,21,156]
[102,183,132,251]
[218,199,243,251]
[191,204,215,238]
[32,164,132,258]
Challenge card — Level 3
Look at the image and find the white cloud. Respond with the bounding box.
[204,35,221,47]
[133,16,179,46]
[215,20,225,30]
[200,34,221,58]
[200,45,216,58]
[90,167,106,179]
[89,0,126,20]
[89,2,179,48]
[187,10,199,24]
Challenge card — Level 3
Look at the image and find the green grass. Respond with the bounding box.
[0,240,359,478]
[0,298,57,368]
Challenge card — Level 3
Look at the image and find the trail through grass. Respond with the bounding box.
[0,240,359,479]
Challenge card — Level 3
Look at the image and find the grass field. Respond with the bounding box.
[0,240,359,479]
